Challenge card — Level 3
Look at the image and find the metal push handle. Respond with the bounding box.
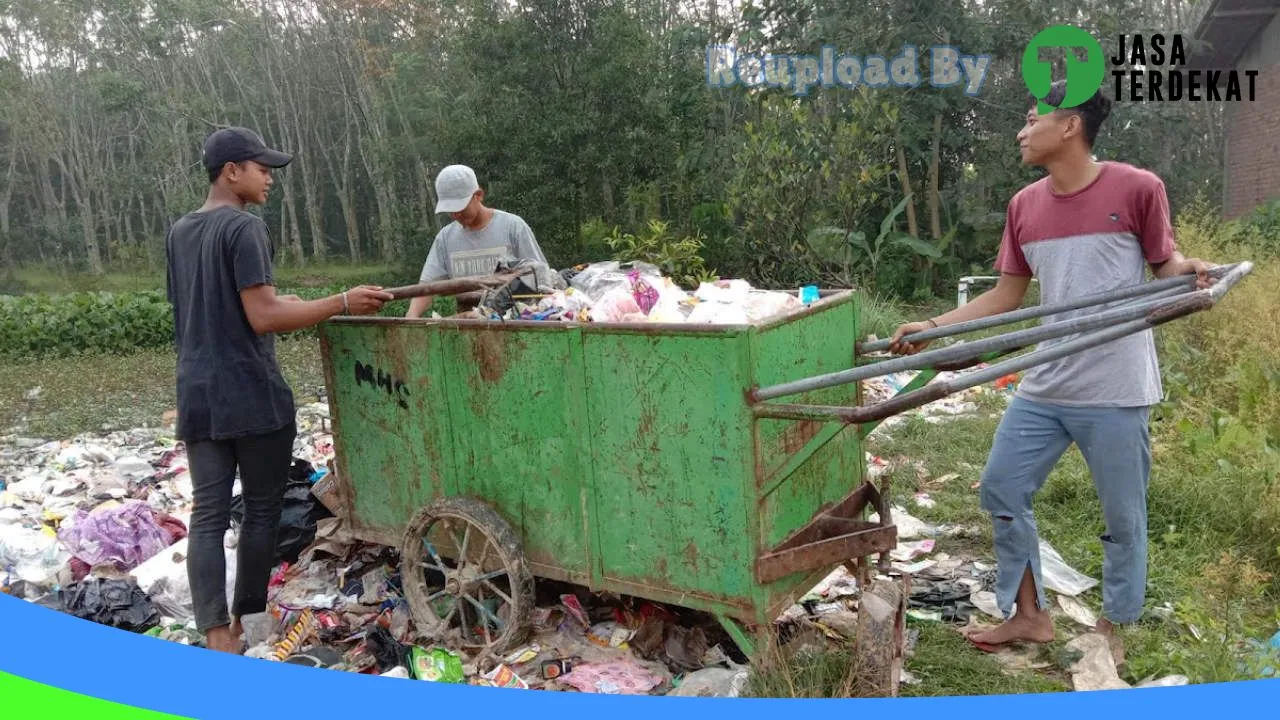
[382,272,522,301]
[751,262,1253,424]
[857,263,1241,355]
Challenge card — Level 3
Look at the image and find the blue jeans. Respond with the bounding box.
[980,396,1151,624]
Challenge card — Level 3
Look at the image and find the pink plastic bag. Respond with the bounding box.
[57,500,172,571]
[592,287,643,322]
[559,658,663,694]
[629,271,660,315]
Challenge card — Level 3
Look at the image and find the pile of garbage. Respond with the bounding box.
[7,377,1254,695]
[860,366,1020,440]
[0,403,337,633]
[468,260,807,326]
[233,516,750,695]
[0,403,751,696]
[0,376,1036,698]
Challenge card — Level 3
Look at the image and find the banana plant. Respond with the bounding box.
[806,193,942,284]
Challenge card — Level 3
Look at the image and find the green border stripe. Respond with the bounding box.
[0,671,192,719]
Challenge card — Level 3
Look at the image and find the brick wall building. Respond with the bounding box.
[1190,0,1280,218]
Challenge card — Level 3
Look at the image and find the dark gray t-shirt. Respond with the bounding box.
[165,206,295,442]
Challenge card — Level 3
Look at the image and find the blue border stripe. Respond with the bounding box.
[1,595,1276,718]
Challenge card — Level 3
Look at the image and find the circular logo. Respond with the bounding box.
[1022,25,1105,113]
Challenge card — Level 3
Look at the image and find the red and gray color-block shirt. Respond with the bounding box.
[995,161,1176,407]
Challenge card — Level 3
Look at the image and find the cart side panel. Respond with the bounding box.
[582,329,756,607]
[754,422,862,548]
[752,294,859,484]
[749,295,865,611]
[439,326,591,581]
[320,323,455,542]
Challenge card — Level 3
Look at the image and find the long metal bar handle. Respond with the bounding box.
[753,261,1253,423]
[857,263,1241,354]
[752,264,1244,402]
[383,272,523,301]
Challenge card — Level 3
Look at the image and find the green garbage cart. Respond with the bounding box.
[315,262,1251,664]
[317,290,899,658]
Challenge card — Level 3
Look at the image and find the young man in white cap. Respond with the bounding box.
[406,164,548,318]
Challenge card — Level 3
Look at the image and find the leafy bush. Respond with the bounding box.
[0,285,424,359]
[807,194,943,283]
[0,291,173,358]
[1159,200,1280,447]
[602,219,718,288]
[1129,201,1280,677]
[1222,198,1280,259]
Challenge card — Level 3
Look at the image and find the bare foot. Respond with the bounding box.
[965,610,1055,646]
[1096,618,1125,666]
[204,624,244,655]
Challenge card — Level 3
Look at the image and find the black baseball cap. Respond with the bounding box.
[201,127,293,171]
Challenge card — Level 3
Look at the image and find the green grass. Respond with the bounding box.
[5,262,400,295]
[742,620,1067,698]
[869,397,1280,689]
[0,339,327,439]
[901,622,1069,696]
[856,292,911,341]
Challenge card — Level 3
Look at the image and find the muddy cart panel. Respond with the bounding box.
[439,326,594,582]
[580,327,757,608]
[322,323,594,581]
[749,294,863,553]
[321,324,454,544]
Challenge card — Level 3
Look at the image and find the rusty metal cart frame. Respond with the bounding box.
[315,262,1250,669]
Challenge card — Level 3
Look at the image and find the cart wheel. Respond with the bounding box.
[401,497,534,656]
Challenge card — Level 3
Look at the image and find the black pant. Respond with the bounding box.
[186,422,296,632]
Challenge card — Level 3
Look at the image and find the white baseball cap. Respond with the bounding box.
[435,164,480,213]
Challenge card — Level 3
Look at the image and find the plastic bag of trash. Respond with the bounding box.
[570,261,662,302]
[231,460,333,565]
[1038,540,1099,596]
[559,658,664,694]
[742,291,802,322]
[57,500,172,571]
[129,534,238,624]
[57,577,160,632]
[592,286,645,323]
[0,525,70,584]
[668,666,750,697]
[6,477,45,504]
[686,301,749,325]
[695,279,752,305]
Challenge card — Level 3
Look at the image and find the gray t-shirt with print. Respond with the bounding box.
[419,210,547,282]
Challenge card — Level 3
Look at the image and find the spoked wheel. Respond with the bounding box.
[401,497,534,657]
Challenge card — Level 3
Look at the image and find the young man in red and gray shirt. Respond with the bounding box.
[890,81,1214,652]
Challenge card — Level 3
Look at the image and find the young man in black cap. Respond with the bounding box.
[166,127,392,653]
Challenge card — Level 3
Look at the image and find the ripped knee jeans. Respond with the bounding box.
[979,396,1151,624]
